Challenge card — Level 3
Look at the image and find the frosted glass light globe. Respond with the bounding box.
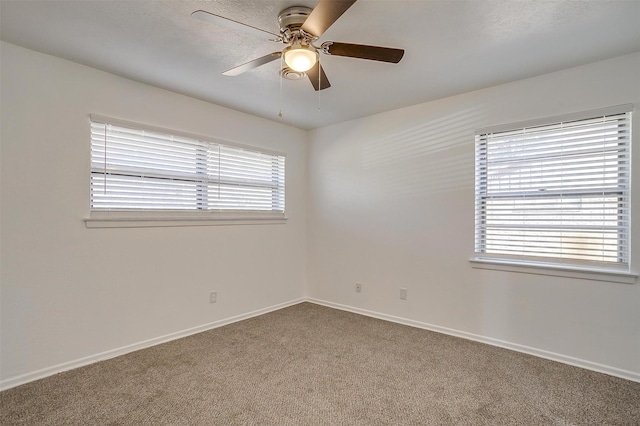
[283,46,318,72]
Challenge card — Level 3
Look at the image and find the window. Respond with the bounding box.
[474,105,632,273]
[89,116,285,221]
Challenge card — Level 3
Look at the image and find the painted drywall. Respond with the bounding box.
[2,39,639,389]
[0,42,307,384]
[307,52,640,378]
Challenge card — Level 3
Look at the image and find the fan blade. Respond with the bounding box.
[307,62,331,91]
[192,10,281,39]
[324,42,404,63]
[223,52,282,76]
[301,0,357,37]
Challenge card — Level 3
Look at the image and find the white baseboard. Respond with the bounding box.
[3,296,638,391]
[307,297,640,384]
[0,298,306,391]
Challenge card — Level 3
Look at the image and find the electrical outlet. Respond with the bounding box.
[355,282,362,293]
[209,291,217,304]
[400,288,407,300]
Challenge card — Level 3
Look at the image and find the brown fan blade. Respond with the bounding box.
[324,42,404,63]
[301,0,357,37]
[223,52,282,76]
[307,62,331,91]
[192,10,281,39]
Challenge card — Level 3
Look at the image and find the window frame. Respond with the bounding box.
[471,105,637,283]
[85,115,287,228]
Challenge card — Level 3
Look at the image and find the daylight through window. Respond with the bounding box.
[90,119,285,215]
[474,106,632,271]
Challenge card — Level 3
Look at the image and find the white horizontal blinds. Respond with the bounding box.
[475,109,631,270]
[90,120,285,212]
[213,145,285,211]
[91,123,202,210]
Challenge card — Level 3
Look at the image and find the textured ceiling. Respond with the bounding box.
[2,0,639,129]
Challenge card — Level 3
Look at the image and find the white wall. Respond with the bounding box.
[307,52,640,379]
[0,42,307,386]
[2,40,639,389]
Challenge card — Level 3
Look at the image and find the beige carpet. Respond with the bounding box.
[1,302,639,425]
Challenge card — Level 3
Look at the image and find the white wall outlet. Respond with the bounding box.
[355,282,362,293]
[209,291,217,304]
[400,288,407,300]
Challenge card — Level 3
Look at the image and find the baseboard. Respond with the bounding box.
[307,297,640,384]
[4,296,637,391]
[0,297,306,391]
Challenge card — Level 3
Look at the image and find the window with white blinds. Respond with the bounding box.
[90,119,285,215]
[474,106,632,271]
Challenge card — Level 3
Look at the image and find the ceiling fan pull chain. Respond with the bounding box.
[317,57,321,115]
[278,56,284,118]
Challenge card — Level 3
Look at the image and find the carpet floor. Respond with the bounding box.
[1,302,639,425]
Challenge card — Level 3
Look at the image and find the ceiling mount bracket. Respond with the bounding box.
[278,6,313,33]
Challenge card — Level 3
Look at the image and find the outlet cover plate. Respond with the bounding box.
[400,288,407,300]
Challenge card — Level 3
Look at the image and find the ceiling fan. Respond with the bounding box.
[192,0,404,91]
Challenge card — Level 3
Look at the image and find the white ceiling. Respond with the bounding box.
[2,0,639,130]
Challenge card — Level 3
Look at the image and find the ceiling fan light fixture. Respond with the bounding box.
[283,44,318,73]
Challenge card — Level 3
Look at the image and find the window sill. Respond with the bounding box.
[84,212,287,228]
[470,258,637,284]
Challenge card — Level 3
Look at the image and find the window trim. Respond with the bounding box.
[85,114,287,228]
[472,104,635,280]
[84,211,287,228]
[470,258,637,284]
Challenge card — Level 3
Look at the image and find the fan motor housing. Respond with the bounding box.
[278,6,312,32]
